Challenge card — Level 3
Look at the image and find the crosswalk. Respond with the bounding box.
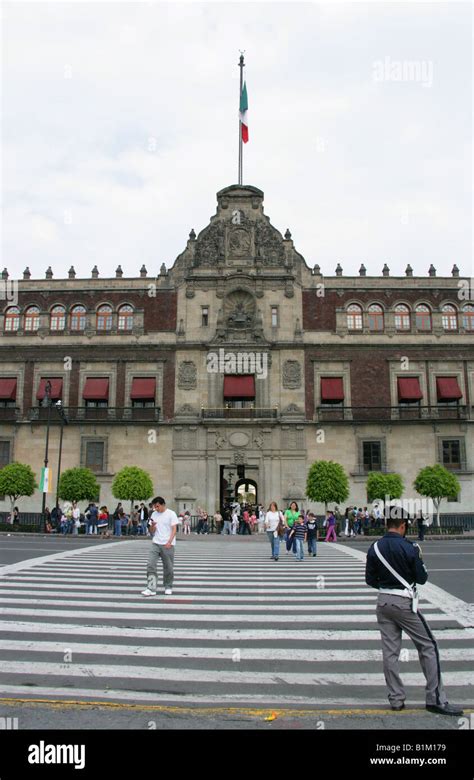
[0,538,472,708]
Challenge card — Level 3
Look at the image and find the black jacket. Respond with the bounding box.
[365,532,428,590]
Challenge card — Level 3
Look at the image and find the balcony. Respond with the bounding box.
[315,405,470,423]
[28,406,161,423]
[0,407,20,422]
[201,407,278,420]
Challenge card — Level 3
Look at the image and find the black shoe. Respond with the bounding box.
[391,703,405,711]
[274,557,279,561]
[426,702,464,716]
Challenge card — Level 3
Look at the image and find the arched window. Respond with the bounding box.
[96,304,113,331]
[24,306,40,332]
[118,304,134,331]
[442,304,458,331]
[368,304,384,332]
[50,305,66,331]
[347,304,363,331]
[415,304,431,331]
[4,306,20,332]
[394,304,410,331]
[462,304,474,331]
[70,305,86,331]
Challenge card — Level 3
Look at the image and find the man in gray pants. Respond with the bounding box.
[141,496,180,597]
[366,514,463,716]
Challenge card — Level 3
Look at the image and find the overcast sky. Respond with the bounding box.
[3,2,472,280]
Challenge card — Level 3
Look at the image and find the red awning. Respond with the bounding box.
[224,375,255,399]
[320,377,344,402]
[83,377,109,400]
[436,377,462,401]
[130,377,156,400]
[397,377,423,402]
[0,378,17,401]
[36,378,63,400]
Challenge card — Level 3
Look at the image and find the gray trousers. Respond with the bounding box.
[376,593,446,706]
[146,543,175,590]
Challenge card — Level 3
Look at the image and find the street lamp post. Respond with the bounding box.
[55,401,68,509]
[41,381,52,532]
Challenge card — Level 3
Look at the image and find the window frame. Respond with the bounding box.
[347,304,363,331]
[415,304,432,331]
[96,304,113,332]
[441,304,458,331]
[118,304,134,331]
[367,304,384,332]
[394,304,411,331]
[70,305,87,331]
[4,307,20,332]
[50,305,66,332]
[24,306,40,332]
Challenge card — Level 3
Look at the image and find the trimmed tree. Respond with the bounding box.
[306,460,349,513]
[0,462,37,519]
[366,472,404,503]
[58,468,100,504]
[414,465,460,527]
[111,466,154,515]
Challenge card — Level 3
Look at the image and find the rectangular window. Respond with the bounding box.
[363,441,382,472]
[271,307,279,327]
[442,439,461,470]
[85,400,108,408]
[85,441,105,472]
[0,440,11,468]
[131,400,155,408]
[201,307,209,327]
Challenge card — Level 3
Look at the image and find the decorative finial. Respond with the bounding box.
[23,267,31,280]
[284,229,292,240]
[335,263,343,277]
[115,265,123,278]
[45,266,53,279]
[313,264,321,275]
[428,264,436,277]
[189,229,196,240]
[382,263,390,277]
[452,264,459,277]
[140,264,147,278]
[359,264,366,277]
[91,265,99,278]
[2,268,8,280]
[160,262,167,276]
[405,264,413,277]
[68,266,76,279]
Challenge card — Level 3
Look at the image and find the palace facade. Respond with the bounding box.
[0,184,473,516]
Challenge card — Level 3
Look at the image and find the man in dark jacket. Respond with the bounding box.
[366,514,463,716]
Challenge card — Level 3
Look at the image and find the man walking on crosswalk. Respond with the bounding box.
[365,513,463,716]
[141,496,180,597]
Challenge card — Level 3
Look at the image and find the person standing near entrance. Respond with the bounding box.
[365,514,463,716]
[141,497,180,597]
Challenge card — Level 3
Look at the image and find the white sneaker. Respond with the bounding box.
[164,588,173,595]
[141,588,156,597]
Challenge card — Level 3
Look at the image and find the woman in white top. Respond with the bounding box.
[264,501,284,560]
[72,501,81,535]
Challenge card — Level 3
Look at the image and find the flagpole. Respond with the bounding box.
[238,53,244,185]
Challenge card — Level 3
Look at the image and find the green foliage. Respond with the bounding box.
[58,468,100,503]
[366,472,404,502]
[112,467,154,503]
[414,465,461,527]
[306,460,349,510]
[0,462,37,510]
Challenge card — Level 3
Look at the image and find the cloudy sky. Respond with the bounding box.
[3,2,472,280]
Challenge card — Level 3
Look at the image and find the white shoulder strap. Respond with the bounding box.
[374,542,414,591]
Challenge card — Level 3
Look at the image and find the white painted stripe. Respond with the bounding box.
[0,639,470,663]
[0,621,470,641]
[0,584,378,599]
[332,543,474,628]
[0,545,106,577]
[0,597,438,613]
[3,683,473,707]
[0,661,472,687]
[0,607,455,623]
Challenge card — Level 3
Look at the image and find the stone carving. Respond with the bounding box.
[228,227,251,256]
[194,222,225,267]
[215,433,227,450]
[282,403,303,415]
[233,451,245,465]
[282,360,302,389]
[178,361,197,390]
[254,221,285,266]
[253,432,264,450]
[224,290,256,330]
[175,404,197,416]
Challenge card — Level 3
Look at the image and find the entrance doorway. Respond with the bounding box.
[235,478,258,506]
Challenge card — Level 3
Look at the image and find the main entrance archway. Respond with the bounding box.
[235,478,258,506]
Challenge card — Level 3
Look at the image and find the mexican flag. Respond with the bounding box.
[240,81,248,143]
[40,467,52,493]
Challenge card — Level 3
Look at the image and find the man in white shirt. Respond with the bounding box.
[141,496,180,597]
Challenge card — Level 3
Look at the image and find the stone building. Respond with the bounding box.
[0,184,473,516]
